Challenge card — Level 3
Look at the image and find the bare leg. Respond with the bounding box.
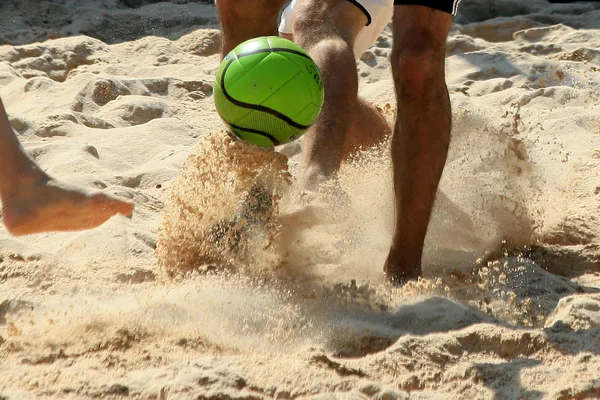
[278,32,391,161]
[343,98,391,160]
[383,6,453,284]
[292,0,370,190]
[0,98,134,236]
[216,0,288,57]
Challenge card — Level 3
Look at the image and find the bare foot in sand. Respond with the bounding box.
[383,244,422,286]
[1,174,134,236]
[0,97,133,236]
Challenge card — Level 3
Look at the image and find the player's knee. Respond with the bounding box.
[293,24,354,64]
[292,3,355,53]
[300,36,350,65]
[391,31,446,94]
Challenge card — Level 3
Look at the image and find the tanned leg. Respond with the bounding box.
[383,5,453,284]
[278,32,391,162]
[343,98,391,161]
[291,0,371,190]
[0,98,134,236]
[216,0,288,57]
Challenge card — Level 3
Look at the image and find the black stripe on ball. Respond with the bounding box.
[231,123,280,146]
[221,48,314,130]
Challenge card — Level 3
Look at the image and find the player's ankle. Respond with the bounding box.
[1,166,49,200]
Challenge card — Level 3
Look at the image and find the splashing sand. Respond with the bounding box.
[2,1,600,399]
[156,131,291,277]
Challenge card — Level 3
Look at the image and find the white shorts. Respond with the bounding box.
[278,0,394,59]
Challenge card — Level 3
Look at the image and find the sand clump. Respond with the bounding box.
[156,131,291,277]
[2,1,600,399]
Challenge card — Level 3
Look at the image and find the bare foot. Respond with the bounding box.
[383,246,422,286]
[1,175,134,236]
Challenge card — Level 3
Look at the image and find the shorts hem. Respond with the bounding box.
[393,0,462,15]
[345,0,373,25]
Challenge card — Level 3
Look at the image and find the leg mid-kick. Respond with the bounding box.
[278,1,392,165]
[291,0,375,191]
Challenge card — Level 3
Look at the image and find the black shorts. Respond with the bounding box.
[393,0,462,15]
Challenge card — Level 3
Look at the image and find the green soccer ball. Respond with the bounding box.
[213,36,325,147]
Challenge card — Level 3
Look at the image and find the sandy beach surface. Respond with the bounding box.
[2,1,600,399]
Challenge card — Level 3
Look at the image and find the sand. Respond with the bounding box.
[1,0,600,399]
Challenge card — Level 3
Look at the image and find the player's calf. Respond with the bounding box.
[290,0,368,188]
